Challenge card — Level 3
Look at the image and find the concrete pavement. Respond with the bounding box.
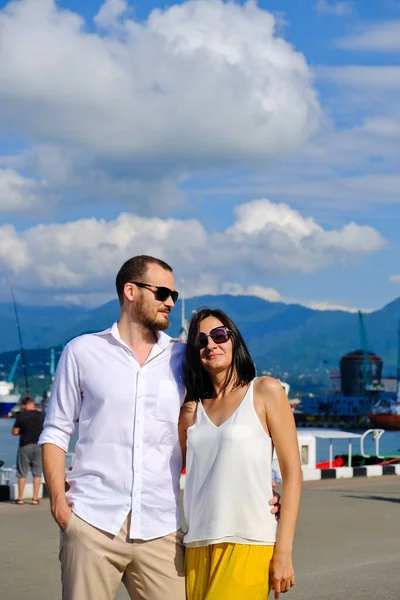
[0,475,399,599]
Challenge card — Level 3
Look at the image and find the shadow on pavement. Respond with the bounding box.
[343,495,400,504]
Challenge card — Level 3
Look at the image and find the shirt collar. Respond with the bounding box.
[94,322,175,350]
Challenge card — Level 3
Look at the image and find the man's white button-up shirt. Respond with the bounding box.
[39,323,186,540]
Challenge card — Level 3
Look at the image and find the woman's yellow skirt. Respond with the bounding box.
[185,543,274,600]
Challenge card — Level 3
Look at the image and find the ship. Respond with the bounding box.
[0,285,30,417]
[295,312,400,427]
[367,319,400,431]
[295,348,383,426]
[0,379,20,418]
[0,352,22,418]
[368,399,400,431]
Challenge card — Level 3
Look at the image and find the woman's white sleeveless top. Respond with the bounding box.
[183,380,278,547]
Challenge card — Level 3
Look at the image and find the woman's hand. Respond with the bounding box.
[269,551,295,599]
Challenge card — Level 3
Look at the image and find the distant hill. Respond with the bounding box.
[1,295,400,375]
[0,303,89,352]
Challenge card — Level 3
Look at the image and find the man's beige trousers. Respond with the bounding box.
[59,512,185,600]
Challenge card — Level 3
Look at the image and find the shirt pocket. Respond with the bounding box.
[156,380,182,424]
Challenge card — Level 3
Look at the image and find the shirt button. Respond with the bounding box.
[134,493,137,497]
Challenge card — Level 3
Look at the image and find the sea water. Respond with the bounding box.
[1,419,399,469]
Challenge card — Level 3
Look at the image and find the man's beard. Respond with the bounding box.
[134,295,170,331]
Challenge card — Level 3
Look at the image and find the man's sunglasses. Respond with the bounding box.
[198,326,232,349]
[130,281,179,304]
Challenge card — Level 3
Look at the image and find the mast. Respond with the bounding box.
[9,282,30,397]
[181,284,186,330]
[179,280,188,342]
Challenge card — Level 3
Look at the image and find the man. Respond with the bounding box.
[39,255,279,600]
[12,395,45,505]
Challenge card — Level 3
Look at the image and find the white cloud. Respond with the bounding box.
[94,0,128,29]
[305,300,372,313]
[363,116,400,138]
[268,174,400,206]
[388,274,400,285]
[52,292,115,307]
[338,20,400,51]
[0,0,321,213]
[320,66,400,90]
[193,107,400,210]
[0,168,53,214]
[0,200,386,303]
[0,224,30,271]
[191,281,371,313]
[0,145,184,216]
[231,199,318,238]
[217,286,371,313]
[315,0,353,17]
[219,283,284,303]
[273,66,400,210]
[219,200,386,275]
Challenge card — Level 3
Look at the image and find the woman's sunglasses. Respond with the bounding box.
[130,281,179,304]
[198,326,232,349]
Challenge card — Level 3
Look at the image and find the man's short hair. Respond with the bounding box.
[21,396,33,406]
[115,255,173,305]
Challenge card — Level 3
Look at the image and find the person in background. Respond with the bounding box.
[12,396,45,505]
[179,308,302,600]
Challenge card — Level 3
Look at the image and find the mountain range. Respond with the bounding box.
[1,295,400,375]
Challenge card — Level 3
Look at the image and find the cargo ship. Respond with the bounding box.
[368,399,400,431]
[294,349,383,426]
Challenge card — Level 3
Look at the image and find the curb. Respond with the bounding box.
[2,467,399,501]
[301,464,400,481]
[180,465,400,488]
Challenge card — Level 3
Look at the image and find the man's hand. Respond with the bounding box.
[51,497,72,532]
[269,481,281,521]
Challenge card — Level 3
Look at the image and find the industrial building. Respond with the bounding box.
[298,346,394,419]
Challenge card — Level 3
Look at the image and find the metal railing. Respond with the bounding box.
[360,429,385,459]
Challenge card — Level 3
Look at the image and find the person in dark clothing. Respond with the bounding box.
[12,396,45,505]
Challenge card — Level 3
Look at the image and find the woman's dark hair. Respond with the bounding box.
[183,308,256,401]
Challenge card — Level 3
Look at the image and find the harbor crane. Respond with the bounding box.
[358,310,372,390]
[358,310,383,396]
[50,348,55,382]
[6,353,21,384]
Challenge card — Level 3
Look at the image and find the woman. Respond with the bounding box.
[179,308,302,600]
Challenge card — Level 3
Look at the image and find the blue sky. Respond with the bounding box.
[0,0,399,311]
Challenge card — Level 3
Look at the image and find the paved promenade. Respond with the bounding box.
[0,476,399,599]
